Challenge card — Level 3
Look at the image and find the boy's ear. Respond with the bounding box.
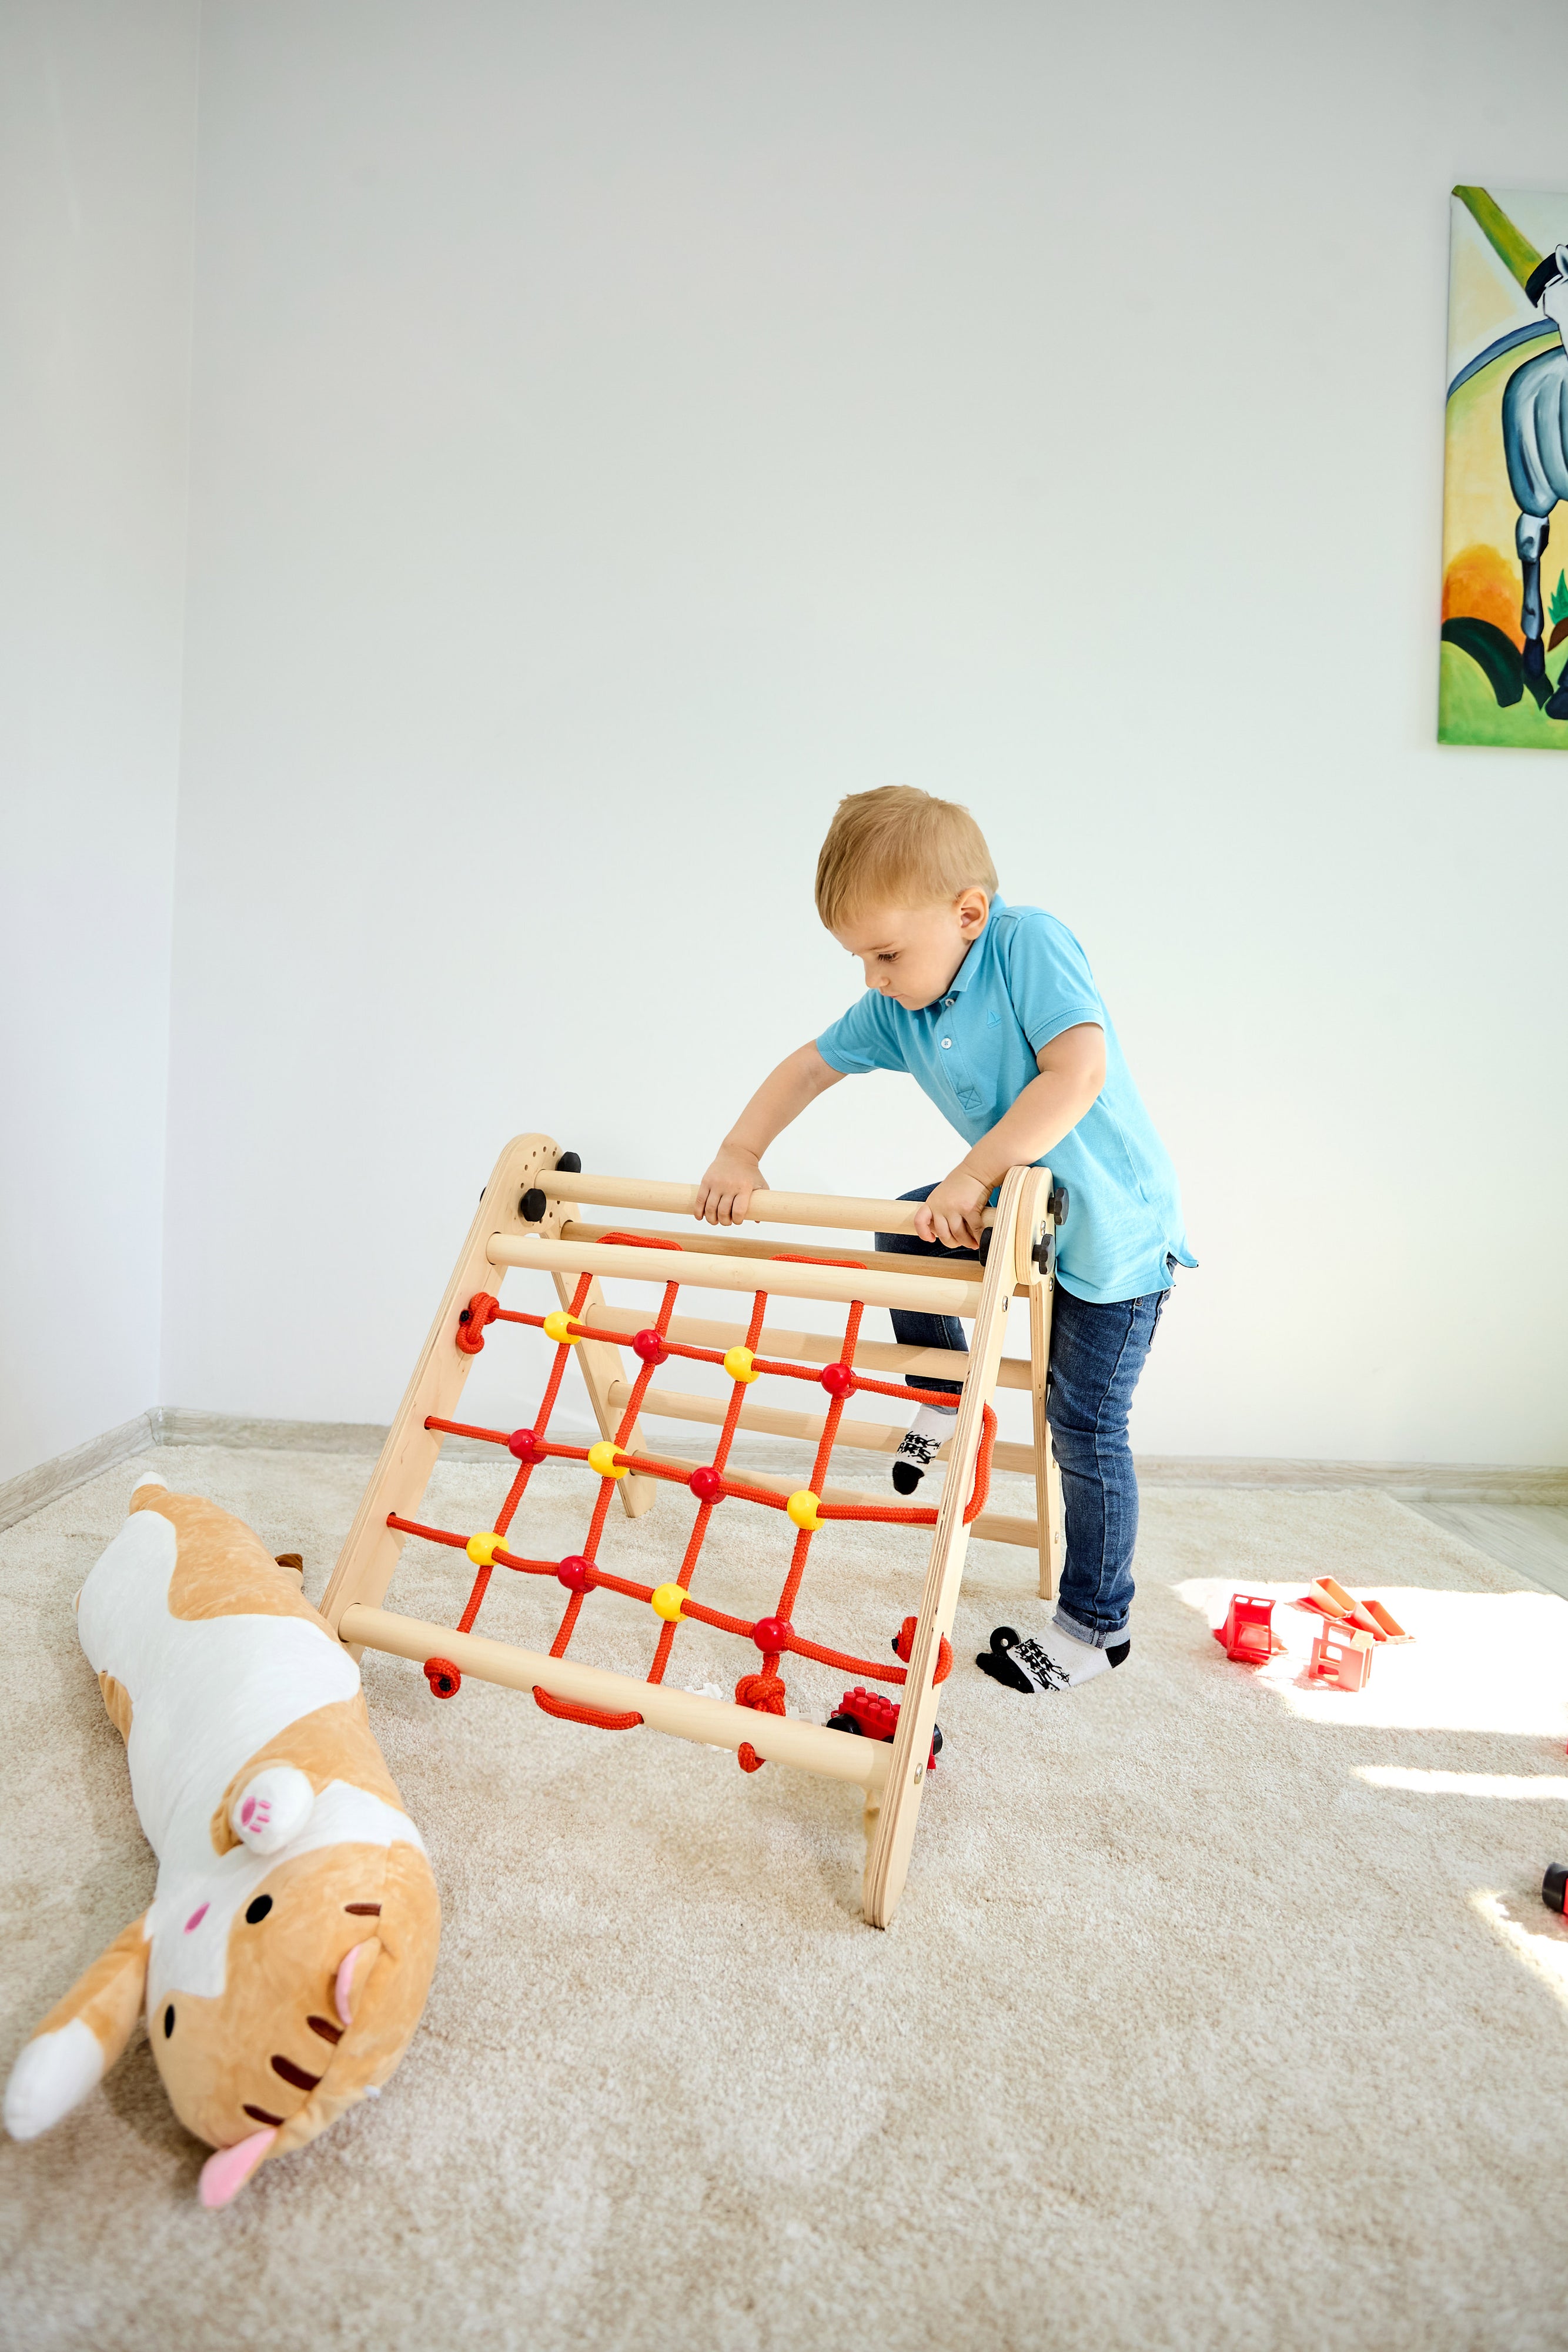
[4,1916,150,2141]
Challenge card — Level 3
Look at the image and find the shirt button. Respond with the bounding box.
[941,1038,951,1048]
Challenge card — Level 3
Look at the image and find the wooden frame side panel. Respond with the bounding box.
[321,1132,557,1633]
[861,1165,1046,1928]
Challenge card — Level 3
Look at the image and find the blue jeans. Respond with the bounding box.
[873,1184,1170,1645]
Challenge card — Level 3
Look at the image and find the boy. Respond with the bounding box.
[694,786,1193,1698]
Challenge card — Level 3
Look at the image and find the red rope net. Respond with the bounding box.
[389,1240,990,1766]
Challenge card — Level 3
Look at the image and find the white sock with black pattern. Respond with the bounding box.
[891,1401,959,1495]
[976,1621,1131,1693]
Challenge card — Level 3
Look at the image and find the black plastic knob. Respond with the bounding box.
[1543,1863,1567,1913]
[556,1150,581,1174]
[520,1187,547,1222]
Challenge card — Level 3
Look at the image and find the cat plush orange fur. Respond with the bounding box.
[3,1473,440,2205]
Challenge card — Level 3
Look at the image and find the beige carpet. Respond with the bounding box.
[3,1444,1567,2352]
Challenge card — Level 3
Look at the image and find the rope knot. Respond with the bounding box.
[734,1670,786,1773]
[455,1293,500,1355]
[734,1670,787,1716]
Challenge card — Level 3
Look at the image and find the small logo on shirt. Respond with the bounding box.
[987,1010,1002,1026]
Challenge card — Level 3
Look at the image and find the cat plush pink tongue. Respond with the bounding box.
[199,2127,276,2209]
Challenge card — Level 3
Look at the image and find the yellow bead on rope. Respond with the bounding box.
[724,1345,760,1384]
[587,1439,627,1479]
[466,1531,503,1566]
[786,1489,824,1531]
[650,1582,688,1622]
[542,1309,580,1344]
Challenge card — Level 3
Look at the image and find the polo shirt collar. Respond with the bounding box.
[944,895,1005,997]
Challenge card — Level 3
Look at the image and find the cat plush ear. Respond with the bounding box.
[272,1846,441,2162]
[4,1917,149,2141]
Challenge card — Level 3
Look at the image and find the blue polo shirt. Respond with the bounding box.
[815,897,1195,1304]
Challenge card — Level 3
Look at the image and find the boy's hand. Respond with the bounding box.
[915,1169,989,1251]
[696,1144,765,1227]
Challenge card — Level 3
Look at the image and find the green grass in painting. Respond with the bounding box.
[1439,642,1568,748]
[1550,571,1568,630]
[1452,186,1542,290]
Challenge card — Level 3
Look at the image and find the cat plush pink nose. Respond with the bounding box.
[198,2126,276,2208]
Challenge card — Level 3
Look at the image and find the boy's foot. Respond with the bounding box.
[891,1401,959,1495]
[976,1622,1130,1693]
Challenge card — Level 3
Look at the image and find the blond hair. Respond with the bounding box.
[814,787,998,929]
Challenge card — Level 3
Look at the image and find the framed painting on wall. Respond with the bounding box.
[1441,186,1568,748]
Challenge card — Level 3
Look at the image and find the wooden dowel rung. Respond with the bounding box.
[560,1218,998,1289]
[613,1378,1037,1476]
[540,1171,997,1237]
[490,1234,983,1318]
[338,1606,892,1788]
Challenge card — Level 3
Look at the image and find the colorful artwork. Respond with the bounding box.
[1441,187,1568,748]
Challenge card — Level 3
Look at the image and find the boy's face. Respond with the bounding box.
[831,891,989,1011]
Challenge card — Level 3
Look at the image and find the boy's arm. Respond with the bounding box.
[695,1043,845,1226]
[916,1023,1106,1248]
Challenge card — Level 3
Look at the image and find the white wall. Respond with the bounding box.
[162,0,1568,1464]
[0,1,198,1482]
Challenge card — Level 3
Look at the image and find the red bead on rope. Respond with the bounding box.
[557,1555,594,1592]
[631,1328,669,1365]
[819,1361,854,1398]
[508,1427,545,1461]
[752,1616,794,1653]
[688,1466,724,1504]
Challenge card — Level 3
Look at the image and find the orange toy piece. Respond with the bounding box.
[1296,1579,1410,1643]
[1307,1619,1376,1691]
[1213,1593,1286,1665]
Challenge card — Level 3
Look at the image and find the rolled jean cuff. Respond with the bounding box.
[1052,1601,1129,1649]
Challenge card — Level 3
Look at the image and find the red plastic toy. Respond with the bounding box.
[828,1686,941,1770]
[1212,1593,1286,1665]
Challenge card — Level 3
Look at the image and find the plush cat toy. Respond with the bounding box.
[2,1473,440,2206]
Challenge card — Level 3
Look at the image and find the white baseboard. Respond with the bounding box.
[0,1411,158,1534]
[1134,1456,1568,1502]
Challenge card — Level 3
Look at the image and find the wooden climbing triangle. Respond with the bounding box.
[323,1136,1065,1927]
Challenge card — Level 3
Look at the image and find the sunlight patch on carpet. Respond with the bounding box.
[1172,1581,1568,1737]
[1360,1768,1568,1800]
[1475,1892,1568,2014]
